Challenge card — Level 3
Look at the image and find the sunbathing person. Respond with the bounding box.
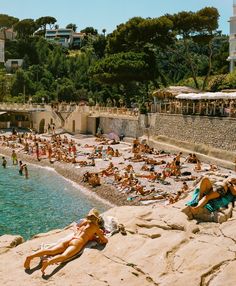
[88,173,101,187]
[190,177,236,215]
[24,209,108,274]
[101,162,115,176]
[138,194,166,201]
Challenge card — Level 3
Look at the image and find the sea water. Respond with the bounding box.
[0,161,109,240]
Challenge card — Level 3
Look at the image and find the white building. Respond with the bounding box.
[228,0,236,72]
[45,28,84,48]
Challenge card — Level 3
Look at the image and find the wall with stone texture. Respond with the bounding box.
[143,113,236,152]
[98,113,236,152]
[99,116,139,138]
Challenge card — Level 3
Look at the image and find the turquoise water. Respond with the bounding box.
[0,161,109,240]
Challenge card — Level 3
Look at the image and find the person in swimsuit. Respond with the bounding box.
[19,161,24,175]
[11,150,18,165]
[190,177,236,215]
[24,209,108,274]
[2,157,7,168]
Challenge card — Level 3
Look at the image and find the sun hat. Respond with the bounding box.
[87,208,100,220]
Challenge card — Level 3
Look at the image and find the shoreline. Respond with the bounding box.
[0,146,139,208]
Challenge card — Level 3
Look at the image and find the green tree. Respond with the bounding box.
[35,16,57,33]
[106,16,173,54]
[167,7,220,90]
[80,27,98,35]
[0,14,19,40]
[66,23,77,32]
[90,51,154,84]
[14,19,37,39]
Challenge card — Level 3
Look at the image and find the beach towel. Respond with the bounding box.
[186,188,235,212]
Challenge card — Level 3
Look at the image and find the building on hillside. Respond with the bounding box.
[5,59,23,72]
[228,0,236,72]
[0,28,16,41]
[45,28,84,48]
[71,32,84,48]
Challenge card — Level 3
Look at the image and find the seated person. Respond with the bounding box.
[189,176,236,215]
[209,164,218,171]
[88,173,101,187]
[194,160,202,172]
[114,149,121,157]
[24,209,108,274]
[87,158,95,166]
[191,153,199,164]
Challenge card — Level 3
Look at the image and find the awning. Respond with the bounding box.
[0,111,7,116]
[176,92,236,100]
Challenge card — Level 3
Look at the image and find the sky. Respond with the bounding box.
[0,0,234,35]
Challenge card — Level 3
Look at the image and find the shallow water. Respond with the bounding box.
[0,161,109,240]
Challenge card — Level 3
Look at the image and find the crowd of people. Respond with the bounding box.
[0,129,235,208]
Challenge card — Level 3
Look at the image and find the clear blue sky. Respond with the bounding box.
[0,0,234,34]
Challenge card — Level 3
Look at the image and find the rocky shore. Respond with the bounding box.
[1,205,236,286]
[1,134,236,285]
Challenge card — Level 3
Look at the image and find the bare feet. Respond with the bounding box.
[24,257,31,269]
[41,259,48,275]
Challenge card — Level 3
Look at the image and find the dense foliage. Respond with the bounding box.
[0,7,232,105]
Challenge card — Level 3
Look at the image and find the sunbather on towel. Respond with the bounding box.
[190,176,236,215]
[24,209,108,275]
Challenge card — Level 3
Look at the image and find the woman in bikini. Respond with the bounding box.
[24,209,108,275]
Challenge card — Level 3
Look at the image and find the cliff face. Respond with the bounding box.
[1,205,236,286]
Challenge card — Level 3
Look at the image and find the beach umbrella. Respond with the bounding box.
[108,132,120,141]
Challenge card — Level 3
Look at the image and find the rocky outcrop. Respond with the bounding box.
[0,205,236,286]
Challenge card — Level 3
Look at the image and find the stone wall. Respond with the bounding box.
[143,113,236,152]
[98,113,236,152]
[99,116,139,138]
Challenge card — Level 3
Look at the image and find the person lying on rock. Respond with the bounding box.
[24,209,108,275]
[190,176,236,215]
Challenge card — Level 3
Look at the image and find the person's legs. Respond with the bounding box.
[24,241,68,269]
[191,191,220,214]
[41,239,84,274]
[198,177,212,200]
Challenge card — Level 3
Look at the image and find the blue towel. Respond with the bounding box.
[186,188,235,212]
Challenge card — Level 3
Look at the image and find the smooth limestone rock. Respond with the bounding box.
[0,205,236,286]
[0,235,24,255]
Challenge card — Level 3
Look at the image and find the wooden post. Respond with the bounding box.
[193,102,195,114]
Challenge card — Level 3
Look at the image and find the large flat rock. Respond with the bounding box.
[0,205,236,285]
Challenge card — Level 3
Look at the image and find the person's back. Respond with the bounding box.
[74,219,107,244]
